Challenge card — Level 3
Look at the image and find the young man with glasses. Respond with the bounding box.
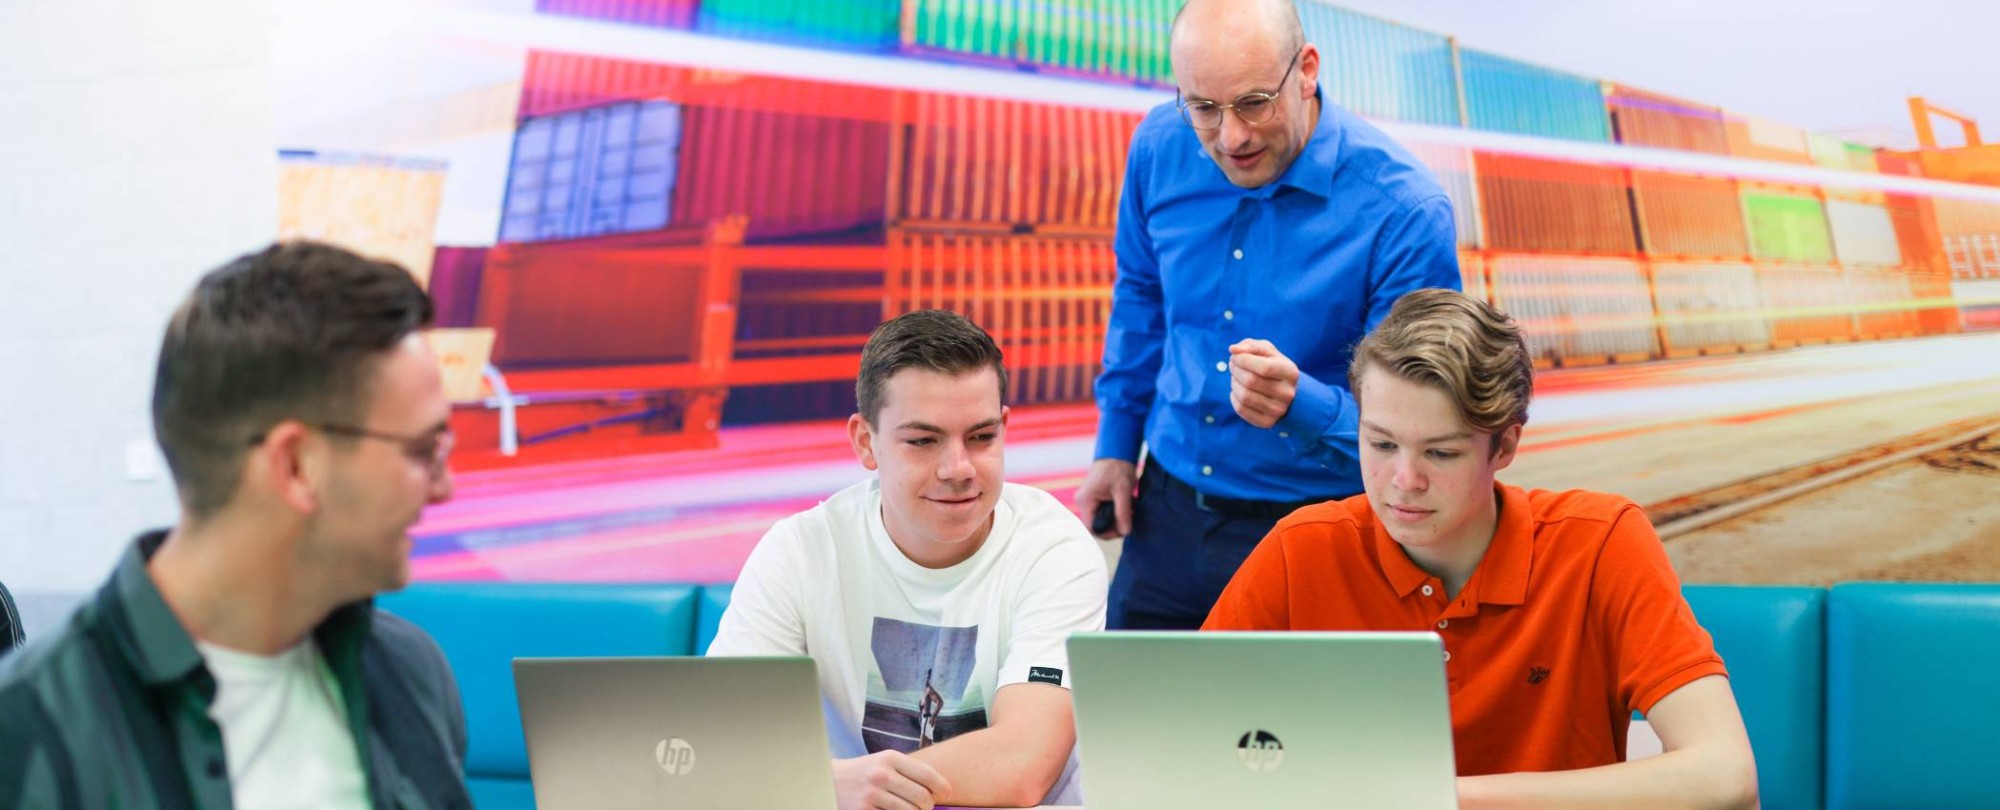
[0,242,470,808]
[1077,0,1463,629]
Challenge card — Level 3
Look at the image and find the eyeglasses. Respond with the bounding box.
[248,423,456,474]
[1177,45,1305,131]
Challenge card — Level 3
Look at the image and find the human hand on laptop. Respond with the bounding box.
[832,750,952,810]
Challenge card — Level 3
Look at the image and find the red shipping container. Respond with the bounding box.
[535,0,698,29]
[1605,85,1730,155]
[674,103,894,240]
[1631,171,1751,259]
[1475,153,1638,255]
[897,93,1138,233]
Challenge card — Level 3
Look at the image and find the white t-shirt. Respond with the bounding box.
[196,638,370,810]
[709,479,1108,805]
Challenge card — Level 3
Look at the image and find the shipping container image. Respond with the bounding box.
[1742,188,1836,265]
[1651,261,1772,355]
[698,0,902,51]
[1296,2,1461,127]
[1475,152,1637,255]
[1630,171,1752,259]
[1489,255,1659,366]
[903,0,1177,86]
[1404,140,1483,248]
[1757,264,1856,345]
[1457,46,1611,143]
[1605,84,1731,155]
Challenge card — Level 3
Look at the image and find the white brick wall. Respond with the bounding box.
[0,0,277,596]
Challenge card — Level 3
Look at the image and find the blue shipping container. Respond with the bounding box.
[1296,1,1461,128]
[1458,46,1610,143]
[499,100,683,243]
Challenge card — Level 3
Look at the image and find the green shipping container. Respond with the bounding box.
[1743,190,1836,264]
[907,0,1175,86]
[699,0,901,50]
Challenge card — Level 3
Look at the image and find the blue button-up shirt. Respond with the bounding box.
[1095,90,1461,502]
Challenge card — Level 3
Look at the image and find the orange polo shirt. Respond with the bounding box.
[1203,483,1726,776]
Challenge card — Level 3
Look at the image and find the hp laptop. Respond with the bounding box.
[514,657,836,810]
[1068,632,1458,810]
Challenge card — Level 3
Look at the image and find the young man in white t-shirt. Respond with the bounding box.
[709,309,1109,809]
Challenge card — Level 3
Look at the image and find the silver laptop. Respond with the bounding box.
[1068,632,1458,810]
[513,657,836,810]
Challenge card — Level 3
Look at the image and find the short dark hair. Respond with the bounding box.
[152,241,434,517]
[855,310,1008,426]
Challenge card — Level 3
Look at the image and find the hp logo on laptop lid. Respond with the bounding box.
[655,737,696,776]
[1237,730,1285,773]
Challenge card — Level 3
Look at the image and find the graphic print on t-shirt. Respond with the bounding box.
[862,617,986,753]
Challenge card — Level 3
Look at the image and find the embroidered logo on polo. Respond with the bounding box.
[1028,666,1064,686]
[1527,666,1551,686]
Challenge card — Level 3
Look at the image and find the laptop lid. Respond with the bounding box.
[1068,631,1458,810]
[513,656,836,810]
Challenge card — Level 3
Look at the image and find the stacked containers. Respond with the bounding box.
[534,0,698,29]
[1844,269,1921,339]
[1475,152,1636,255]
[1458,250,1487,304]
[671,85,895,241]
[1295,3,1461,127]
[1743,190,1835,265]
[1603,84,1750,258]
[477,237,711,367]
[1824,199,1905,268]
[904,0,1176,86]
[517,51,694,119]
[1650,262,1771,354]
[429,247,488,329]
[696,0,902,51]
[1489,256,1659,365]
[889,228,1117,405]
[1456,46,1611,143]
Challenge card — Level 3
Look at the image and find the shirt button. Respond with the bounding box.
[1437,619,1449,630]
[1201,465,1213,476]
[1215,361,1227,372]
[1443,650,1452,663]
[1233,249,1244,260]
[1204,415,1215,424]
[1223,310,1235,320]
[1421,584,1434,597]
[207,759,226,779]
[1278,432,1289,439]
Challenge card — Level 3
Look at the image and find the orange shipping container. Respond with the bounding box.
[1844,269,1921,339]
[1723,114,1813,166]
[1475,153,1637,255]
[1631,171,1751,259]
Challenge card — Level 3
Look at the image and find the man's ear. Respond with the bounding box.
[1298,43,1321,98]
[1488,422,1523,472]
[249,420,320,515]
[849,413,879,471]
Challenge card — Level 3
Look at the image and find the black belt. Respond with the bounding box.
[1144,457,1334,520]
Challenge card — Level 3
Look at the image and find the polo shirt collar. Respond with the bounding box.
[1374,483,1535,605]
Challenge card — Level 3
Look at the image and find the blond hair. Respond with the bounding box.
[1348,288,1532,436]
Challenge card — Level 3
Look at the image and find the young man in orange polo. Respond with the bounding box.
[1203,289,1758,809]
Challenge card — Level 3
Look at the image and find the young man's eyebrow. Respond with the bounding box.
[895,418,1003,434]
[1360,420,1472,444]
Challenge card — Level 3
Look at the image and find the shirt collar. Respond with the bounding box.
[105,530,205,687]
[1266,85,1341,202]
[104,530,375,687]
[1374,483,1535,606]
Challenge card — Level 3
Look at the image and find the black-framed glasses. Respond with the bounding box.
[1178,45,1305,131]
[249,423,456,474]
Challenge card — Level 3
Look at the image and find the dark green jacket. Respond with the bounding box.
[0,531,471,809]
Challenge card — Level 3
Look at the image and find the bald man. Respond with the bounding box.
[1078,0,1462,629]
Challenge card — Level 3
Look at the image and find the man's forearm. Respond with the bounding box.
[1455,745,1757,810]
[908,724,1071,808]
